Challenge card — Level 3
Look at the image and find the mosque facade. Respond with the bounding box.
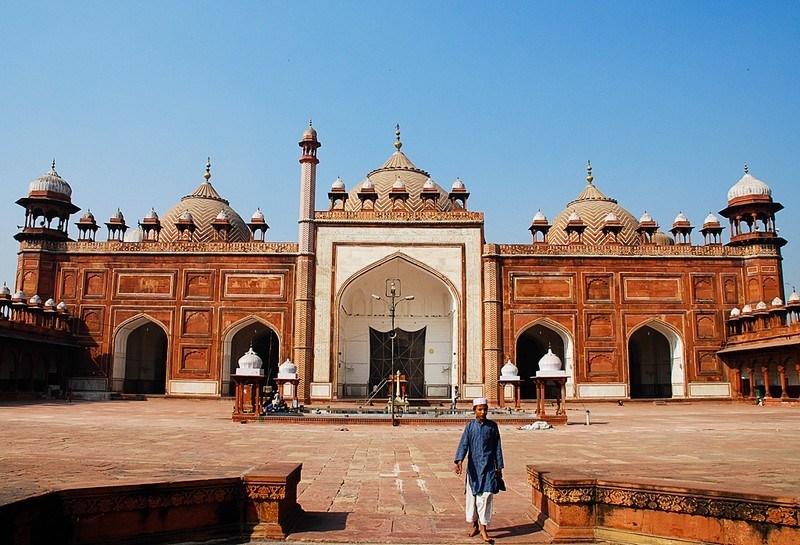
[3,124,799,403]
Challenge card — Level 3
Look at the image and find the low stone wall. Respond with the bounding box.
[527,466,799,544]
[0,462,302,545]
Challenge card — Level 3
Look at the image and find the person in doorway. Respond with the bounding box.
[454,397,504,543]
[451,385,460,411]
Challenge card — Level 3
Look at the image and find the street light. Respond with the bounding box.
[372,279,414,427]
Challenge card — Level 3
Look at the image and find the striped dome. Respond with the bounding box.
[727,169,772,202]
[29,162,72,199]
[160,180,250,243]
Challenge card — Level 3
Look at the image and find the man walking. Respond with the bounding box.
[454,397,504,543]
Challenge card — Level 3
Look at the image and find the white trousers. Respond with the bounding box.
[465,472,494,526]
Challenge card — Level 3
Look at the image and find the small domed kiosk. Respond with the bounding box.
[232,347,266,418]
[533,349,568,424]
[498,358,522,409]
[275,359,299,404]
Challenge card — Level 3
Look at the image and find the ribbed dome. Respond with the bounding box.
[639,211,654,223]
[500,359,519,378]
[123,227,143,242]
[278,358,298,377]
[703,212,720,226]
[160,179,250,243]
[604,212,619,222]
[251,208,264,221]
[215,210,229,220]
[789,291,800,303]
[392,176,406,190]
[145,208,159,220]
[331,177,345,190]
[345,147,452,213]
[549,176,640,245]
[771,297,783,307]
[532,210,548,222]
[237,347,263,370]
[111,208,124,221]
[673,212,689,224]
[28,162,73,199]
[81,210,95,221]
[452,178,466,190]
[727,169,772,202]
[652,229,675,246]
[730,307,741,317]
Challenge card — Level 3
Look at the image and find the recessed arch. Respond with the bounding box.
[514,317,576,398]
[627,319,685,398]
[334,253,460,400]
[112,314,169,394]
[221,316,282,396]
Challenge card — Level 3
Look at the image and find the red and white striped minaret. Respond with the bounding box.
[294,121,320,403]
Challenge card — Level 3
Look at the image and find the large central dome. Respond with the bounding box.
[344,129,452,213]
[548,166,640,246]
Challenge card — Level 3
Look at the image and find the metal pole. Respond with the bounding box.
[390,284,396,427]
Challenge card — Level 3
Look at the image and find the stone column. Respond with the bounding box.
[778,365,788,400]
[482,244,503,405]
[747,366,755,399]
[761,365,772,398]
[730,368,742,398]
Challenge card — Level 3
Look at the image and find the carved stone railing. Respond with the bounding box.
[527,465,799,544]
[315,209,484,223]
[500,243,781,258]
[21,240,299,254]
[0,462,302,544]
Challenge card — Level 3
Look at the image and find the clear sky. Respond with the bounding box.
[1,2,799,295]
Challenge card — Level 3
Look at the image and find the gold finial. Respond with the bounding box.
[204,157,212,181]
[394,123,402,150]
[309,118,313,127]
[586,160,594,184]
[744,163,749,174]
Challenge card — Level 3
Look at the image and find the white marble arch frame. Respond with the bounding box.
[627,318,686,398]
[220,315,282,395]
[112,314,170,393]
[331,252,462,396]
[514,317,576,398]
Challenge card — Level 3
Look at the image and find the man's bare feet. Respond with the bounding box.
[480,524,493,543]
[468,522,480,537]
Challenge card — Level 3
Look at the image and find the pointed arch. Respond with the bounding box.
[112,314,170,393]
[628,318,686,398]
[514,317,576,398]
[221,315,282,396]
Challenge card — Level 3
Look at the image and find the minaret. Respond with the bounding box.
[294,121,321,403]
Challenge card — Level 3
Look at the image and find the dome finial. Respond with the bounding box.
[586,160,594,184]
[51,159,56,171]
[204,157,211,181]
[395,123,402,150]
[744,163,749,174]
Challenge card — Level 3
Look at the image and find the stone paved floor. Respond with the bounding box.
[1,399,799,544]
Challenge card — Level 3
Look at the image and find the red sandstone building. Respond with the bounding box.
[2,126,798,403]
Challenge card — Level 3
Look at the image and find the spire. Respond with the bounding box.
[586,160,594,184]
[744,163,749,174]
[204,157,212,182]
[395,124,402,150]
[51,159,56,171]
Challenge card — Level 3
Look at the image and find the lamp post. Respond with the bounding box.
[372,278,414,426]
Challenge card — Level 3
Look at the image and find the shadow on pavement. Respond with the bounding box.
[291,510,349,533]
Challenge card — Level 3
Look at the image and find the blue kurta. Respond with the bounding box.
[454,419,504,495]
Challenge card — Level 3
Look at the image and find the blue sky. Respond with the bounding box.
[1,2,799,294]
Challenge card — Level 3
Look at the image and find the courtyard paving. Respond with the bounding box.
[1,398,798,544]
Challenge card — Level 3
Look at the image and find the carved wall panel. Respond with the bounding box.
[182,309,211,336]
[692,275,715,302]
[61,270,77,299]
[80,307,104,335]
[84,271,107,297]
[722,276,738,304]
[180,346,209,373]
[695,314,716,339]
[185,271,213,298]
[513,275,573,301]
[623,276,681,301]
[697,351,719,375]
[587,350,616,377]
[763,276,779,301]
[224,272,284,299]
[21,270,36,295]
[116,272,174,297]
[586,276,611,301]
[587,314,613,339]
[747,278,760,302]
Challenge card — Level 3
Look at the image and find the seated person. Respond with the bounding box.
[266,391,288,412]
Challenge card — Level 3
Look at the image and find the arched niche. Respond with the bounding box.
[221,316,281,396]
[514,318,575,399]
[112,315,169,394]
[628,320,685,398]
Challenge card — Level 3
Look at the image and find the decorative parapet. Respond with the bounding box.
[527,466,799,544]
[315,209,484,223]
[500,243,780,258]
[21,240,299,254]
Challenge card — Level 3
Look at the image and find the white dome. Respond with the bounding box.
[742,304,753,313]
[727,170,772,202]
[568,210,582,222]
[1,284,11,296]
[730,307,741,317]
[604,212,619,222]
[423,177,435,189]
[639,211,654,223]
[303,123,317,139]
[703,212,719,225]
[179,210,193,221]
[771,297,783,307]
[111,208,124,220]
[12,290,26,302]
[215,209,229,220]
[361,179,375,190]
[331,176,345,190]
[673,212,689,223]
[28,162,73,199]
[56,301,67,311]
[145,208,159,220]
[392,176,406,190]
[533,209,548,222]
[251,208,264,221]
[500,359,519,378]
[29,294,42,305]
[237,347,264,375]
[81,210,96,221]
[452,177,466,190]
[123,227,143,242]
[44,298,56,308]
[789,291,800,303]
[756,300,768,310]
[536,349,566,377]
[278,358,298,378]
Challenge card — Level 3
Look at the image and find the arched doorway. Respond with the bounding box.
[628,325,673,398]
[336,255,457,400]
[112,316,169,394]
[516,324,565,399]
[226,321,279,396]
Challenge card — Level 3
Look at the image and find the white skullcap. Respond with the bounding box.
[472,397,488,407]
